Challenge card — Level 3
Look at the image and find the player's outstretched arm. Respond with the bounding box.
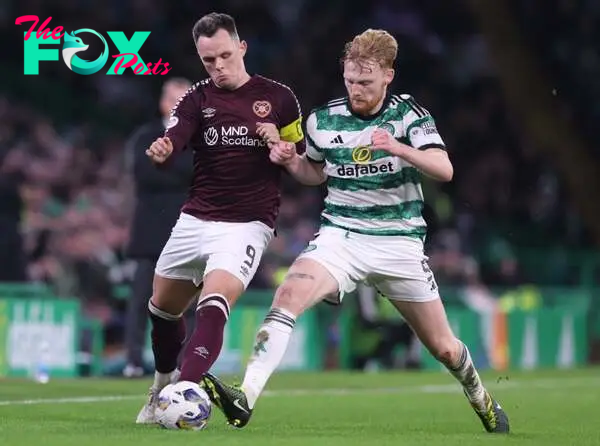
[371,129,453,182]
[269,142,327,185]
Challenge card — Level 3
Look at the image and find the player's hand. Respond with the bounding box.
[370,129,404,156]
[146,137,173,163]
[269,141,296,166]
[257,122,280,146]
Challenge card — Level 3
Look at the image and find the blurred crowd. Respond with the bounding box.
[0,100,133,323]
[512,0,600,160]
[1,0,597,326]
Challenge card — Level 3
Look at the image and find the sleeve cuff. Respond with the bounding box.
[417,143,446,151]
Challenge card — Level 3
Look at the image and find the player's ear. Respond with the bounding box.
[239,40,248,56]
[384,68,394,86]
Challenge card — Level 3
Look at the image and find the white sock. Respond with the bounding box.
[241,307,296,409]
[446,342,487,410]
[152,369,179,391]
[152,371,172,390]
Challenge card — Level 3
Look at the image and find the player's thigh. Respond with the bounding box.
[273,258,340,317]
[155,213,205,286]
[369,236,440,304]
[371,254,439,302]
[296,227,368,304]
[153,214,205,314]
[201,220,274,306]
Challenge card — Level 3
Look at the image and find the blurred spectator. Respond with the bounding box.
[428,229,498,313]
[122,78,194,378]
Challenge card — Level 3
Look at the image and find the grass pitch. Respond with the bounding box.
[0,368,599,446]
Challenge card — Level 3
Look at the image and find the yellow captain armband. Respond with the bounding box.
[279,117,304,143]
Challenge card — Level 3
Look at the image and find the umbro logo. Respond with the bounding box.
[194,346,209,358]
[330,134,344,144]
[202,107,216,118]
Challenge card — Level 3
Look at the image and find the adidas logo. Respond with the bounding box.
[330,135,344,144]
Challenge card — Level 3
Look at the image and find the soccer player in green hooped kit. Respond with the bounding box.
[202,28,509,434]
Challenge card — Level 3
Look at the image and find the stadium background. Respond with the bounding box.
[0,0,599,378]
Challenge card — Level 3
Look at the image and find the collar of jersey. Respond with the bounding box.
[346,92,392,121]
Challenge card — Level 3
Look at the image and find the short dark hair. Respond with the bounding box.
[192,13,239,42]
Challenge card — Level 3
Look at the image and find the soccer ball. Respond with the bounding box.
[155,381,212,430]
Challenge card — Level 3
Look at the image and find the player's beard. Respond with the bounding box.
[350,91,385,116]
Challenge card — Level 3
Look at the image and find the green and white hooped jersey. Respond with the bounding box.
[306,94,445,238]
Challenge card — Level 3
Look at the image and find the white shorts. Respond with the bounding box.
[297,226,439,303]
[155,213,274,288]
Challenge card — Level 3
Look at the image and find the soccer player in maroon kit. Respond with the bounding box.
[136,12,305,424]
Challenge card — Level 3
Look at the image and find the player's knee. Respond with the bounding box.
[151,275,198,315]
[201,269,245,307]
[430,337,460,365]
[148,297,182,320]
[272,282,305,316]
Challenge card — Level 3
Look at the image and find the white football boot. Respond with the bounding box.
[135,369,181,424]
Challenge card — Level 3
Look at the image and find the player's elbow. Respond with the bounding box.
[424,149,453,182]
[433,153,453,182]
[438,164,453,182]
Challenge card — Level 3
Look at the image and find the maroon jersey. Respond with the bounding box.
[164,75,305,228]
